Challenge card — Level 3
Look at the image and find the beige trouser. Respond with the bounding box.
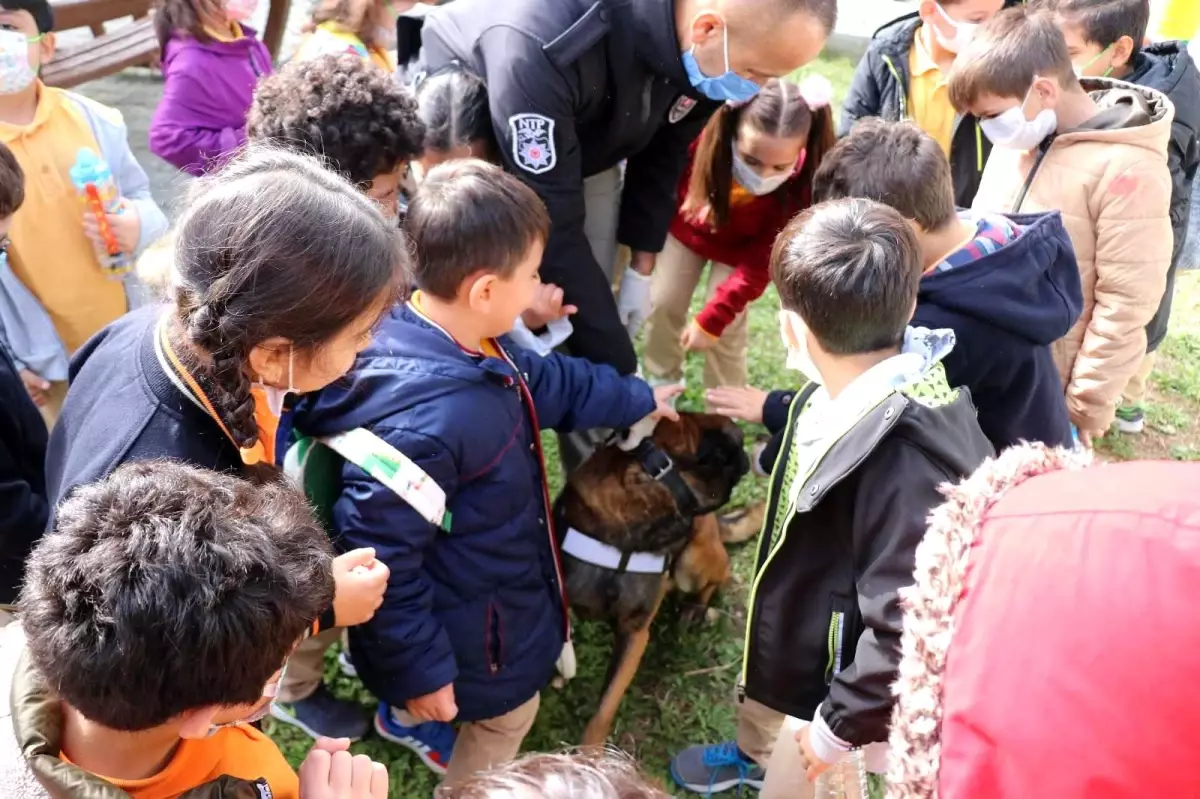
[737,696,785,767]
[392,693,540,786]
[38,380,68,430]
[278,627,341,703]
[642,234,750,390]
[0,606,15,627]
[739,698,885,799]
[558,166,624,474]
[1120,350,1157,407]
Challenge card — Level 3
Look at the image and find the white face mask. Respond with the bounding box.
[778,309,822,386]
[253,345,295,418]
[979,79,1058,151]
[932,3,978,54]
[0,30,38,95]
[731,147,793,196]
[225,0,258,22]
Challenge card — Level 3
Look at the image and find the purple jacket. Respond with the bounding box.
[149,26,273,175]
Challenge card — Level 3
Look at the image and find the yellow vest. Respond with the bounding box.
[1,85,126,353]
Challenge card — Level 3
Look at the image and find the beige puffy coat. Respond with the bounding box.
[972,79,1174,433]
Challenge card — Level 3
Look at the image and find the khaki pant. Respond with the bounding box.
[558,166,624,474]
[0,606,14,628]
[278,627,341,703]
[392,693,540,786]
[737,696,784,767]
[739,698,886,799]
[643,234,750,390]
[1120,350,1157,407]
[38,380,68,430]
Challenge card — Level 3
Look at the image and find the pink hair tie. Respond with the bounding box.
[798,74,833,109]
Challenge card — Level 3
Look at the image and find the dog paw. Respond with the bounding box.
[679,602,708,627]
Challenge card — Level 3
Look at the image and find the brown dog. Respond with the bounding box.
[553,412,749,745]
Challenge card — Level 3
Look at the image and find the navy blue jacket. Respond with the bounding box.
[914,212,1081,451]
[46,306,245,516]
[1128,42,1200,351]
[0,343,48,604]
[295,304,656,721]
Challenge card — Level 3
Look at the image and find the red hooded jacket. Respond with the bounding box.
[888,446,1200,799]
[668,142,811,338]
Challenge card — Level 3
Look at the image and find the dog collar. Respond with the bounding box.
[629,439,700,517]
[561,528,668,574]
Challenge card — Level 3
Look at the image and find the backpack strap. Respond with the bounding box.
[320,428,453,533]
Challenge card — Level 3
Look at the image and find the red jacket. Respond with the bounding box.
[888,446,1200,799]
[668,146,810,338]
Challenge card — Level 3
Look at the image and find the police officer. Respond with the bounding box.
[417,0,834,468]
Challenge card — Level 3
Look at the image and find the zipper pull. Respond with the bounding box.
[736,680,746,704]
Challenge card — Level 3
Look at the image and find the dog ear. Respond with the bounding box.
[615,415,659,451]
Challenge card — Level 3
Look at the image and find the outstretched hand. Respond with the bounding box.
[650,383,684,423]
[522,282,577,330]
[705,386,768,425]
[299,737,388,799]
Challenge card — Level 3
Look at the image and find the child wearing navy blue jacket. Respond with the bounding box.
[295,159,679,783]
[811,118,1083,451]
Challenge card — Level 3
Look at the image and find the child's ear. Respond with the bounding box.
[917,0,938,23]
[907,297,918,324]
[466,272,497,310]
[37,32,56,65]
[176,706,221,740]
[1111,35,1135,70]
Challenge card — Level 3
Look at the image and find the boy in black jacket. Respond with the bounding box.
[672,199,993,797]
[841,0,1006,206]
[1036,0,1200,432]
[0,144,48,618]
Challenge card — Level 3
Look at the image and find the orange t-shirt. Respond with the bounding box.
[66,724,298,799]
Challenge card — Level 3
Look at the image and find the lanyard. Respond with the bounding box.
[156,318,272,466]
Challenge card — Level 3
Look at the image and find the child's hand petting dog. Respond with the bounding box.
[705,386,768,425]
[331,548,390,628]
[407,683,458,722]
[299,737,388,799]
[521,282,577,330]
[650,384,684,422]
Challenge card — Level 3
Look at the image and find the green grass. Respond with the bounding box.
[265,52,1200,797]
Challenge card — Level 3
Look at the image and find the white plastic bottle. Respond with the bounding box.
[814,749,869,799]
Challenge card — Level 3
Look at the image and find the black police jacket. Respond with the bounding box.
[418,0,717,374]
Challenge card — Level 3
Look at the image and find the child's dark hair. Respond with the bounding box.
[154,0,221,47]
[413,66,497,162]
[171,144,405,461]
[1034,0,1149,62]
[771,198,922,355]
[683,79,836,229]
[813,118,957,231]
[948,6,1076,110]
[248,54,427,189]
[405,159,550,300]
[20,461,335,731]
[0,140,24,218]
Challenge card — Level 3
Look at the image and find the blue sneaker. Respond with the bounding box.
[670,741,765,795]
[373,703,456,775]
[269,683,369,741]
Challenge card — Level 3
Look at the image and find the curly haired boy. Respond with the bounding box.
[248,53,427,220]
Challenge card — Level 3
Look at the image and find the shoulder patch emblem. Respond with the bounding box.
[509,113,557,175]
[255,779,274,799]
[668,95,697,124]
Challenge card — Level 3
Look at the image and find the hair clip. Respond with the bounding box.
[798,74,833,109]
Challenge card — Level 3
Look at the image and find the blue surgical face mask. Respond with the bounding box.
[681,17,761,103]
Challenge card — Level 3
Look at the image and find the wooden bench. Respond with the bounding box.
[43,0,158,89]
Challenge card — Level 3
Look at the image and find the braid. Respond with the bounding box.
[183,303,260,451]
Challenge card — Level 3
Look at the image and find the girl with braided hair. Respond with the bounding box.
[45,143,405,742]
